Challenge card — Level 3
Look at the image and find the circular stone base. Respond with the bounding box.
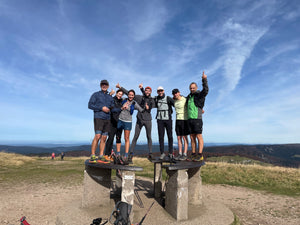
[56,195,234,225]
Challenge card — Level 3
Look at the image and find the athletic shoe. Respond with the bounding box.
[159,153,166,160]
[179,155,187,161]
[89,155,97,163]
[147,153,153,160]
[97,156,110,164]
[187,153,197,161]
[104,155,112,162]
[193,154,204,162]
[169,154,176,163]
[128,154,133,164]
[119,156,129,165]
[174,154,182,161]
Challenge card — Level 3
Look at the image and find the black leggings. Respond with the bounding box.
[104,125,118,155]
[130,120,152,155]
[157,119,173,154]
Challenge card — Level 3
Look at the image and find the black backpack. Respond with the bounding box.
[110,201,132,225]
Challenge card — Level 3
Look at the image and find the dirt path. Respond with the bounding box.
[203,184,300,225]
[0,181,299,225]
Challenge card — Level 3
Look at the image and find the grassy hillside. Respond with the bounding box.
[0,152,299,196]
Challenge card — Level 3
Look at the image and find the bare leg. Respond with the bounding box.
[190,134,196,154]
[99,135,107,156]
[183,135,188,154]
[177,136,183,155]
[91,134,101,155]
[124,130,131,154]
[116,143,121,153]
[196,134,204,154]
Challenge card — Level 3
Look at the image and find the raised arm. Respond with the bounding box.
[134,101,145,113]
[200,71,209,97]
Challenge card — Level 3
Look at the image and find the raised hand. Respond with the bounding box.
[139,83,143,89]
[116,83,121,89]
[109,89,115,96]
[202,71,207,79]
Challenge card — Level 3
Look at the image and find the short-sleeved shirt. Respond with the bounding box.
[174,96,187,120]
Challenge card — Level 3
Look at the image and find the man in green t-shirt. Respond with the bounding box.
[186,71,209,161]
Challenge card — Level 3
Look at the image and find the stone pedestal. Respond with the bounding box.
[188,167,202,205]
[120,170,135,222]
[82,168,111,208]
[154,162,162,198]
[165,169,189,221]
[121,171,135,205]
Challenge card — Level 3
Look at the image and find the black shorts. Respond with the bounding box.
[94,118,111,135]
[175,120,190,136]
[188,119,203,134]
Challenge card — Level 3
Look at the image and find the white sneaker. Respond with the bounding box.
[159,153,166,160]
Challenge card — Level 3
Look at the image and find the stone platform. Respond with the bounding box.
[56,178,234,225]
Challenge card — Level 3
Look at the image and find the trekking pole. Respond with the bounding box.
[137,201,155,225]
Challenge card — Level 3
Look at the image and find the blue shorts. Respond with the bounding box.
[117,120,132,131]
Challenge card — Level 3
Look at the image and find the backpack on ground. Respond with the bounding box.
[109,201,132,225]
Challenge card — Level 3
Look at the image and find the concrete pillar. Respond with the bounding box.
[187,167,202,205]
[165,169,188,221]
[154,162,162,198]
[121,170,135,222]
[82,168,111,208]
[121,171,135,204]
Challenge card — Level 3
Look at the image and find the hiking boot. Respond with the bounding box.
[159,153,166,160]
[97,155,110,163]
[193,154,204,162]
[89,155,97,163]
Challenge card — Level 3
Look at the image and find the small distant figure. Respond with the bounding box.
[61,152,65,161]
[51,152,55,160]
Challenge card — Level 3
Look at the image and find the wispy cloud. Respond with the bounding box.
[257,42,299,67]
[125,0,171,41]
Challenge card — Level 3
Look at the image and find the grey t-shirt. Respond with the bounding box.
[119,100,144,122]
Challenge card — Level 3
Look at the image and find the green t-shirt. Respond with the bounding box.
[187,95,199,119]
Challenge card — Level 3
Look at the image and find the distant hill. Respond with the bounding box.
[1,143,299,167]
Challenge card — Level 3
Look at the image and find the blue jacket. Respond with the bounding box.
[88,90,114,120]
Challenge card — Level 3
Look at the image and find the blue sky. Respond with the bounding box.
[0,0,299,145]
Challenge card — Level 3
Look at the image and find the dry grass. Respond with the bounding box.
[1,152,299,196]
[0,152,36,167]
[202,162,300,196]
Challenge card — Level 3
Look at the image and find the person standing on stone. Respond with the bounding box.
[117,83,154,162]
[115,89,147,162]
[154,86,174,160]
[104,89,124,157]
[187,71,209,161]
[172,88,189,160]
[88,79,114,163]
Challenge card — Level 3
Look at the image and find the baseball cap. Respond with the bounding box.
[145,86,152,92]
[157,86,164,91]
[100,80,109,85]
[172,88,180,95]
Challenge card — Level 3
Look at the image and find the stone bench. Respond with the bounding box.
[150,158,205,221]
[82,160,143,209]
